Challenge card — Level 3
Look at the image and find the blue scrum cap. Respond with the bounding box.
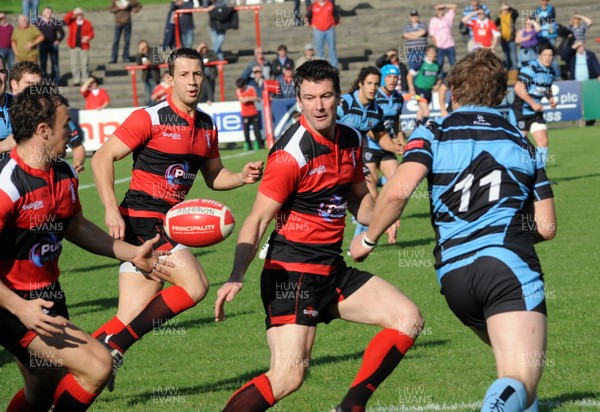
[380,64,400,85]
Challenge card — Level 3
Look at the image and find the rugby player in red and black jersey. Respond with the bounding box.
[215,59,423,412]
[0,87,169,411]
[90,48,263,390]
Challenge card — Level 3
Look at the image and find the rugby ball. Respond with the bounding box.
[164,199,235,247]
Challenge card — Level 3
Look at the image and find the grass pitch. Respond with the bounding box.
[1,126,599,411]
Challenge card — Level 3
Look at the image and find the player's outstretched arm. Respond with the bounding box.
[215,192,281,322]
[200,157,264,190]
[71,143,86,174]
[350,161,428,262]
[91,135,133,239]
[65,212,173,280]
[347,181,374,226]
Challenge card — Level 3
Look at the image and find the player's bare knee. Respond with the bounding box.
[75,344,113,391]
[394,305,424,339]
[182,281,209,303]
[270,365,306,396]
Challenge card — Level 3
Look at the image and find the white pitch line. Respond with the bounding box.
[369,398,600,411]
[78,150,260,190]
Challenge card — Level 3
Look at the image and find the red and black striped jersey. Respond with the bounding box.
[116,95,220,218]
[260,115,364,276]
[0,149,81,291]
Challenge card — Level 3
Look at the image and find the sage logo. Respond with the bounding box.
[318,194,347,222]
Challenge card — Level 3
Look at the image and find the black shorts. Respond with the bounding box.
[261,261,373,329]
[515,112,545,132]
[123,214,176,251]
[440,248,547,330]
[363,146,397,164]
[414,87,432,103]
[0,282,69,365]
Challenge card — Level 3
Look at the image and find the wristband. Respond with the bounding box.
[361,234,377,250]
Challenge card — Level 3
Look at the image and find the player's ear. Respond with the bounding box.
[37,122,50,139]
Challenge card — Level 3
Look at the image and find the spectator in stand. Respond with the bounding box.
[11,14,43,63]
[22,0,40,21]
[402,10,428,72]
[429,4,457,74]
[136,39,160,106]
[247,65,265,97]
[34,6,64,84]
[109,0,143,64]
[236,77,264,151]
[495,2,519,72]
[64,8,94,86]
[515,18,541,68]
[275,66,295,99]
[0,61,14,153]
[375,48,409,92]
[0,13,15,71]
[306,0,339,69]
[197,41,218,104]
[407,45,442,123]
[207,0,238,61]
[561,40,600,81]
[462,0,490,51]
[462,8,500,50]
[151,71,173,102]
[295,43,316,67]
[241,47,272,81]
[170,0,195,49]
[569,14,593,42]
[534,0,557,46]
[272,44,294,78]
[80,76,110,110]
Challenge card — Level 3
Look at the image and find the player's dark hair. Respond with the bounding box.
[446,48,506,107]
[347,66,380,94]
[10,85,69,144]
[425,45,438,54]
[293,59,340,98]
[538,42,556,56]
[167,48,204,76]
[236,77,246,89]
[9,61,43,84]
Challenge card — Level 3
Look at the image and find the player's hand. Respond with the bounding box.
[15,299,68,337]
[532,102,544,112]
[386,220,400,244]
[214,281,243,322]
[241,161,264,184]
[349,233,375,262]
[394,139,404,155]
[549,97,557,110]
[73,163,85,174]
[132,234,175,281]
[105,207,126,240]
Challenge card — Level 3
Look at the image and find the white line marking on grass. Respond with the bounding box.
[370,398,600,411]
[78,151,259,190]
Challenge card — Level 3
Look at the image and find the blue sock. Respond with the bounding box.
[481,377,527,412]
[377,176,388,187]
[354,222,368,238]
[523,397,538,412]
[536,147,548,168]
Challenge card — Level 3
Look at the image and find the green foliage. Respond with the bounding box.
[1,127,599,411]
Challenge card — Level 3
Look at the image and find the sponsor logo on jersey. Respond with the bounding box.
[22,200,44,211]
[308,165,326,176]
[162,132,182,140]
[29,233,62,267]
[318,194,347,222]
[473,115,491,126]
[165,161,196,187]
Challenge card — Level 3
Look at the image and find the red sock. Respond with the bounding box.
[92,316,126,339]
[52,374,97,412]
[109,286,195,353]
[7,388,36,412]
[223,374,276,412]
[341,329,415,408]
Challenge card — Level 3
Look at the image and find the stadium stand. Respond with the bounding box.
[27,0,600,108]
